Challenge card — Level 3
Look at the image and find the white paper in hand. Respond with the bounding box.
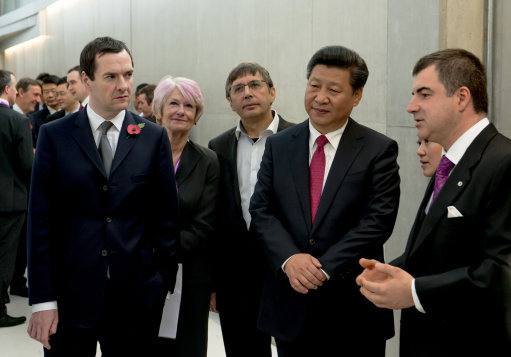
[158,263,183,339]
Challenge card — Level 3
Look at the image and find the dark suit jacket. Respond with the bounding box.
[393,123,511,356]
[46,109,67,123]
[207,114,294,305]
[250,118,399,342]
[28,106,50,148]
[0,105,33,212]
[27,110,179,328]
[176,140,219,287]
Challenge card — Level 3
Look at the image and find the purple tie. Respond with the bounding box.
[432,155,454,202]
[310,135,328,223]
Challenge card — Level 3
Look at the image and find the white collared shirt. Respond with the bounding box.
[0,98,9,106]
[13,103,24,114]
[87,105,125,155]
[414,117,490,313]
[308,120,347,190]
[81,96,90,107]
[236,111,280,230]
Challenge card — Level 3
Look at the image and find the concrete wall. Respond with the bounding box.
[5,0,508,354]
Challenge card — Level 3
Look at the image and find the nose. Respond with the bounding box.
[243,85,253,98]
[314,89,329,104]
[407,97,418,113]
[417,142,425,157]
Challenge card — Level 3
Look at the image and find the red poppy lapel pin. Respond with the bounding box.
[127,123,145,138]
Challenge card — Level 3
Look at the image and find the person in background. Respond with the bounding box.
[153,75,219,357]
[417,138,442,177]
[134,82,148,113]
[136,84,156,122]
[46,77,80,122]
[13,78,41,115]
[66,65,89,109]
[0,69,33,327]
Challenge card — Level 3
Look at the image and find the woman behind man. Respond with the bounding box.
[153,76,219,357]
[417,138,442,177]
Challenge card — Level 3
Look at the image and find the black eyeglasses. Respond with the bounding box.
[230,80,267,95]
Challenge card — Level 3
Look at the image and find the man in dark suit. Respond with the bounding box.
[27,37,179,357]
[0,70,33,327]
[208,62,294,357]
[29,74,60,148]
[249,46,399,356]
[46,77,79,123]
[357,49,511,356]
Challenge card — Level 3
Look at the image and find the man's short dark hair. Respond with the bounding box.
[0,70,14,95]
[225,62,274,98]
[135,83,148,97]
[80,36,133,81]
[36,72,50,82]
[413,48,488,114]
[57,76,68,86]
[16,77,40,93]
[138,84,156,104]
[42,75,60,86]
[67,65,81,74]
[306,45,369,91]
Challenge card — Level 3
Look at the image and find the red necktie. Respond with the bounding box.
[310,135,328,223]
[79,104,84,110]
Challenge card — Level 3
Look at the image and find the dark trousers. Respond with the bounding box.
[217,282,271,357]
[153,282,211,357]
[10,216,27,290]
[0,212,25,312]
[44,280,165,357]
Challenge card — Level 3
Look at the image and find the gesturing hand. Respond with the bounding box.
[356,258,414,310]
[284,253,326,294]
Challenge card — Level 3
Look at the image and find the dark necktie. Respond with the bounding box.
[432,155,454,202]
[310,135,328,223]
[98,121,114,178]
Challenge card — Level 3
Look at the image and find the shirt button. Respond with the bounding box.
[106,217,112,223]
[102,185,108,192]
[309,238,316,246]
[101,250,108,257]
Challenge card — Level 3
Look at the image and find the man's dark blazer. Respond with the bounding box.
[46,109,67,123]
[249,118,399,344]
[0,104,33,212]
[208,114,293,355]
[392,123,511,357]
[28,106,50,148]
[0,104,33,311]
[27,109,180,329]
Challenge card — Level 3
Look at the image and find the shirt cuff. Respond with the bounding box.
[411,279,425,313]
[281,257,292,273]
[32,301,58,313]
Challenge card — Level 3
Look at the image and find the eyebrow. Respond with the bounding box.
[415,86,432,93]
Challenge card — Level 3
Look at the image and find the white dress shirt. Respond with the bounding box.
[413,117,490,313]
[13,103,24,114]
[236,111,280,230]
[32,107,126,313]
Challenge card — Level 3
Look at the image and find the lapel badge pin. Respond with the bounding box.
[457,181,463,187]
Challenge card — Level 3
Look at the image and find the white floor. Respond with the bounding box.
[0,294,277,356]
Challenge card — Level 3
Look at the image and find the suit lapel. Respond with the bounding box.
[71,110,106,176]
[290,122,313,233]
[175,141,201,187]
[226,131,243,212]
[312,119,363,232]
[110,112,138,177]
[407,124,498,258]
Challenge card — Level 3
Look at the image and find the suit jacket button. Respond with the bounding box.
[101,250,108,257]
[106,217,112,223]
[102,185,108,191]
[309,238,316,245]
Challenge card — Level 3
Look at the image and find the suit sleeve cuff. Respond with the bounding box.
[412,279,425,313]
[32,301,58,313]
[281,256,292,273]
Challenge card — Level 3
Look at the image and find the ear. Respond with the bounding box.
[456,86,471,112]
[81,71,91,91]
[353,87,363,107]
[269,86,276,104]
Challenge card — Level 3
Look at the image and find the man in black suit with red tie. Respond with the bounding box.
[357,49,511,356]
[0,69,33,327]
[27,37,179,356]
[250,46,399,356]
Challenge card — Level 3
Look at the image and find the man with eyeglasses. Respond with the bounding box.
[209,62,294,357]
[46,77,80,123]
[29,75,61,148]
